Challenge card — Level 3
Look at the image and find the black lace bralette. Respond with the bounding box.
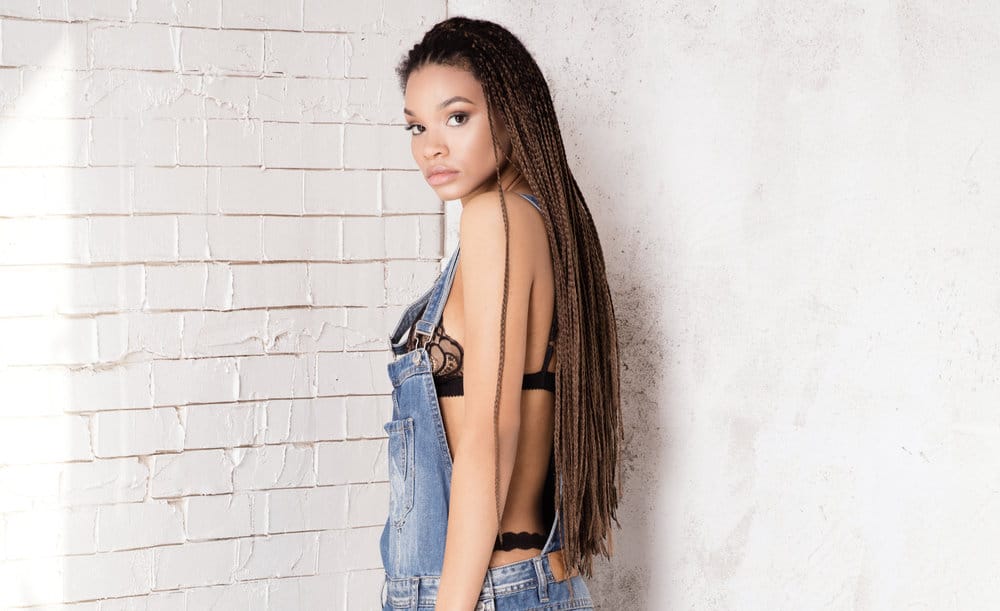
[404,317,556,397]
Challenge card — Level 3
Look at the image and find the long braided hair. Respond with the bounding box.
[395,16,623,579]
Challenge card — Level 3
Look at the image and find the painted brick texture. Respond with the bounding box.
[0,2,446,608]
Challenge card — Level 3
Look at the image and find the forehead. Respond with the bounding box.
[404,64,483,110]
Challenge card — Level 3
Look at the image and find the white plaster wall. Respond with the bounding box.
[451,2,1000,610]
[0,2,445,608]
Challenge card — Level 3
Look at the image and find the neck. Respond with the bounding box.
[460,162,530,208]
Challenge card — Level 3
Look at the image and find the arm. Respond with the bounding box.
[434,193,532,611]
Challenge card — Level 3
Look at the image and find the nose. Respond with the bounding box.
[421,131,447,160]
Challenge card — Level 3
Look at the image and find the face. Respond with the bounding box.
[403,63,513,202]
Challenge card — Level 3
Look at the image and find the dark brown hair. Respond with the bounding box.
[395,16,623,580]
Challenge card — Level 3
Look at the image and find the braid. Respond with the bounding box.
[396,16,623,580]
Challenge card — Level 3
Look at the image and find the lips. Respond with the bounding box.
[426,165,457,178]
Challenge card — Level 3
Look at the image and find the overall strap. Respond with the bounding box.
[414,244,461,340]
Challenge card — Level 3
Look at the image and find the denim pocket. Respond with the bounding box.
[383,417,415,527]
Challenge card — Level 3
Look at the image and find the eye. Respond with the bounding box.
[404,113,468,136]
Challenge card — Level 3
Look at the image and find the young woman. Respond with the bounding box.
[380,16,623,611]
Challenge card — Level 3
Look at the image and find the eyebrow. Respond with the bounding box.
[403,96,475,117]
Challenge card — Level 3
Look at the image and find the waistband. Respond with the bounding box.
[383,549,574,609]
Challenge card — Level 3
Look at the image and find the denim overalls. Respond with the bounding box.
[379,193,594,610]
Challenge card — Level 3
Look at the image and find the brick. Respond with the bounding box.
[233,532,318,581]
[0,167,131,216]
[265,307,346,353]
[0,1,39,19]
[184,401,264,449]
[231,263,309,308]
[237,354,314,400]
[87,70,203,120]
[62,458,149,506]
[0,217,89,264]
[268,486,347,533]
[347,482,388,527]
[265,31,345,78]
[96,500,186,551]
[383,215,421,259]
[231,444,316,491]
[268,573,344,611]
[89,216,178,263]
[344,306,394,351]
[181,310,268,358]
[206,118,262,166]
[342,216,386,260]
[0,20,87,69]
[0,414,92,465]
[96,312,184,362]
[59,2,132,21]
[132,1,220,27]
[381,170,442,213]
[343,30,419,80]
[385,259,440,305]
[180,28,264,74]
[343,123,414,170]
[153,539,238,590]
[264,397,346,444]
[0,463,62,512]
[262,216,340,261]
[346,568,385,611]
[417,214,444,258]
[255,76,351,122]
[0,117,89,166]
[304,169,377,215]
[90,117,178,166]
[93,408,185,458]
[262,121,342,169]
[56,549,153,604]
[2,506,97,559]
[344,75,405,125]
[186,491,267,540]
[16,67,92,119]
[214,167,303,214]
[102,591,186,610]
[0,362,152,418]
[303,0,381,31]
[309,262,383,307]
[345,395,391,440]
[177,117,208,164]
[152,357,238,406]
[318,526,382,573]
[134,166,211,213]
[150,449,233,497]
[145,263,232,311]
[178,215,262,262]
[316,438,385,486]
[185,581,268,608]
[92,22,177,71]
[316,351,391,396]
[0,316,97,366]
[223,1,302,30]
[203,74,257,120]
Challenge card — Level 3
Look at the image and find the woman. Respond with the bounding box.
[380,16,623,610]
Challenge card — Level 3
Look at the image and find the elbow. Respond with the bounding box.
[452,417,520,464]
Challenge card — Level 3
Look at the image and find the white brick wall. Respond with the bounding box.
[0,2,446,608]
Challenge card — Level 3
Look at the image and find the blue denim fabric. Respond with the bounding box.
[380,193,594,610]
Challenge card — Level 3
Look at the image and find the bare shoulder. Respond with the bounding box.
[460,190,547,249]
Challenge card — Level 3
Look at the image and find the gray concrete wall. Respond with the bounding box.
[450,2,1000,609]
